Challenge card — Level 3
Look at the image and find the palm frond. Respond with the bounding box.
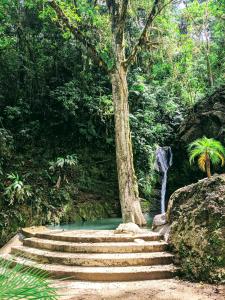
[189,148,204,164]
[198,153,206,172]
[188,136,208,149]
[207,139,225,154]
[210,151,225,166]
[0,258,58,299]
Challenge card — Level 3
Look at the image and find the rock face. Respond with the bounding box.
[167,174,225,282]
[178,86,225,144]
[168,86,225,197]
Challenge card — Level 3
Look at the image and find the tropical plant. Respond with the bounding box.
[4,173,32,205]
[0,258,57,299]
[188,137,225,178]
[49,154,78,188]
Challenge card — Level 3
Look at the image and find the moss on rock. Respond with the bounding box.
[167,174,225,283]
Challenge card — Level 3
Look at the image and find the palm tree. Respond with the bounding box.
[188,137,225,178]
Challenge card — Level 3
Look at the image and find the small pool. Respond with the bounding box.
[48,215,153,231]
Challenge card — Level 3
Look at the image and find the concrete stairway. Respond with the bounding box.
[1,228,177,281]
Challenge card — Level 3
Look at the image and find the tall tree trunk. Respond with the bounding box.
[109,1,146,226]
[110,35,146,226]
[111,68,146,226]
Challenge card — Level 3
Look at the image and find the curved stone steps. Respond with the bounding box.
[23,229,163,243]
[23,237,167,253]
[0,228,177,281]
[2,254,177,281]
[11,245,174,267]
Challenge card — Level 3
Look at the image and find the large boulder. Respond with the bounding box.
[167,174,225,282]
[152,213,170,242]
[152,213,167,228]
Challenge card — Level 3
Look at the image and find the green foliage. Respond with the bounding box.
[129,75,182,199]
[0,129,13,157]
[0,129,13,175]
[49,154,78,188]
[4,173,32,205]
[0,0,224,254]
[0,258,57,299]
[188,137,225,176]
[49,154,78,171]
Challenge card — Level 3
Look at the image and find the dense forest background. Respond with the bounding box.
[0,0,224,245]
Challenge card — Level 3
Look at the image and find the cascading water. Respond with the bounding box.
[156,147,173,214]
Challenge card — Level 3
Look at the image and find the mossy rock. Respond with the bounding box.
[167,174,225,283]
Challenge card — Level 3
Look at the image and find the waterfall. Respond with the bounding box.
[156,147,173,214]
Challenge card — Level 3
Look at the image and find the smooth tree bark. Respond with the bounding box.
[48,0,170,225]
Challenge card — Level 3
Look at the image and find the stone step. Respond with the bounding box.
[11,246,174,267]
[24,237,168,253]
[2,254,177,281]
[29,230,163,243]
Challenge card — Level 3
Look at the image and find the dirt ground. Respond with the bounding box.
[53,278,224,300]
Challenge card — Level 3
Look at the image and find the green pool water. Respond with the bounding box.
[48,215,153,231]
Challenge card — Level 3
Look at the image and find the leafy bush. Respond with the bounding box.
[49,154,78,188]
[4,173,32,205]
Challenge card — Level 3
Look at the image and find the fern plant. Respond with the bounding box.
[188,137,225,178]
[0,258,57,299]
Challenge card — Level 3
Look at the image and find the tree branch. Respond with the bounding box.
[48,0,109,72]
[124,0,174,68]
